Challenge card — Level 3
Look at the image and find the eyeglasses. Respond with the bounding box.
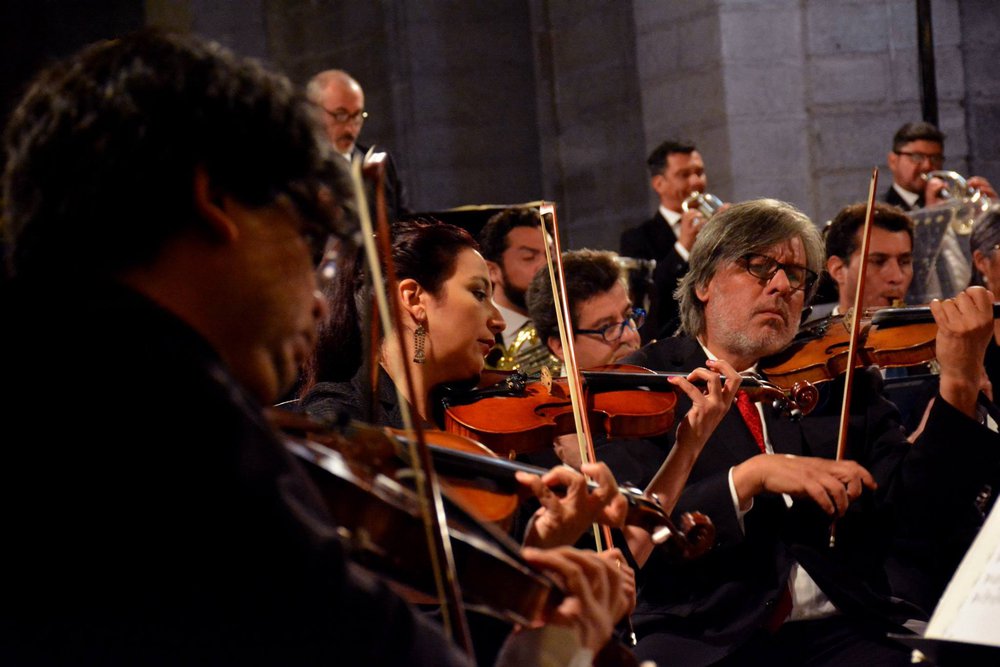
[574,308,646,343]
[894,151,944,168]
[321,107,368,124]
[739,253,817,292]
[314,235,343,287]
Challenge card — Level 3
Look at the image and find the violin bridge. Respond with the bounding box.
[539,365,553,392]
[842,307,855,332]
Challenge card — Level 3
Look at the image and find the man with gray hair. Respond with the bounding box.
[615,199,999,666]
[307,68,408,221]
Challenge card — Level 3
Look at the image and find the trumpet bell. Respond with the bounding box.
[922,170,992,235]
[681,191,724,219]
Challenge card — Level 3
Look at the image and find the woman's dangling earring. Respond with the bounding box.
[413,324,427,364]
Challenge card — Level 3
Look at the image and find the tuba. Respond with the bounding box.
[922,170,992,235]
[681,191,724,222]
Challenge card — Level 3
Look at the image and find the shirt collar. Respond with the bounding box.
[892,182,921,208]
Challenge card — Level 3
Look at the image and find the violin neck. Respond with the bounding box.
[580,370,685,391]
[413,438,659,515]
[580,370,765,392]
[869,302,1000,328]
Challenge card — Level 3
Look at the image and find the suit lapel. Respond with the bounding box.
[648,211,678,256]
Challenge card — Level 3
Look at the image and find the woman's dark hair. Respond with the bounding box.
[300,218,479,390]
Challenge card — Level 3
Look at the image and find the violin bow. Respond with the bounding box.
[538,203,638,645]
[830,167,879,547]
[538,204,606,545]
[349,156,474,654]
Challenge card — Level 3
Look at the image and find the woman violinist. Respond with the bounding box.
[300,218,631,549]
[298,217,638,665]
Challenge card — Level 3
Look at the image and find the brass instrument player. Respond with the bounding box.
[620,139,727,343]
[478,207,561,375]
[883,121,997,300]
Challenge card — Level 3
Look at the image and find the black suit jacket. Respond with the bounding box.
[1,278,470,667]
[882,184,923,211]
[355,143,410,223]
[620,212,688,343]
[615,336,1000,667]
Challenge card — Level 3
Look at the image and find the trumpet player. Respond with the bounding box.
[884,121,998,299]
[620,139,727,343]
[884,121,997,212]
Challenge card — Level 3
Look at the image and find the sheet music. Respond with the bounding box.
[924,497,1000,647]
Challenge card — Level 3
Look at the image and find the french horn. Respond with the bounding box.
[922,170,992,235]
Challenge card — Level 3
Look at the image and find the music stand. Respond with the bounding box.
[908,203,958,303]
[411,202,549,241]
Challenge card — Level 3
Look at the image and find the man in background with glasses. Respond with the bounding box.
[610,198,1000,666]
[307,68,409,222]
[882,121,997,302]
[527,249,643,371]
[883,121,996,212]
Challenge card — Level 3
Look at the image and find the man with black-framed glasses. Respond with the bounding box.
[883,121,996,302]
[307,68,409,222]
[526,249,643,371]
[610,198,1000,667]
[884,121,996,213]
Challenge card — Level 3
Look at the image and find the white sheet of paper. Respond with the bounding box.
[924,496,1000,647]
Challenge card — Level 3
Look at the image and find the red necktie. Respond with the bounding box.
[736,390,766,453]
[735,391,792,631]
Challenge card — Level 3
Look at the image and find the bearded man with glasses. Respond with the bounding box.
[605,198,1000,667]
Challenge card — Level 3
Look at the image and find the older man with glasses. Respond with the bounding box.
[608,198,1000,667]
[307,68,409,222]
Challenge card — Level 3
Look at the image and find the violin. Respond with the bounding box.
[440,363,819,458]
[276,418,559,626]
[267,407,716,562]
[760,303,1000,390]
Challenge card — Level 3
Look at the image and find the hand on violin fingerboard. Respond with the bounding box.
[932,286,995,419]
[644,359,740,512]
[671,359,741,454]
[517,463,628,549]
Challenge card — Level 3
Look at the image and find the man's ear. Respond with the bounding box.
[973,250,989,279]
[398,277,426,323]
[192,165,238,243]
[826,254,848,287]
[886,151,899,173]
[650,173,666,197]
[547,335,564,362]
[486,260,503,286]
[694,280,710,303]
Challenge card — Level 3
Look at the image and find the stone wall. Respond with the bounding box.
[3,0,997,250]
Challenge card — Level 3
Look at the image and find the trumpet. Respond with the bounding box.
[922,170,992,234]
[681,191,724,222]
